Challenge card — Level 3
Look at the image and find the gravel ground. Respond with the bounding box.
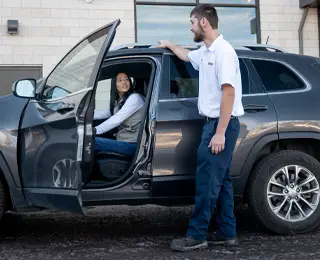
[0,205,319,260]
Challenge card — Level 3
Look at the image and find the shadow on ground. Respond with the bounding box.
[0,205,263,240]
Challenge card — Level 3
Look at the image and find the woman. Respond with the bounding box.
[94,72,145,157]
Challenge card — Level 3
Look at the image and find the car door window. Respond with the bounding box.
[42,86,71,100]
[169,56,199,99]
[168,56,254,99]
[250,59,306,93]
[239,58,253,95]
[40,28,109,100]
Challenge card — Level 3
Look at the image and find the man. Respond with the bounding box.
[156,4,244,252]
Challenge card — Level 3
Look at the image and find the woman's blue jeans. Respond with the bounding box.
[94,137,137,157]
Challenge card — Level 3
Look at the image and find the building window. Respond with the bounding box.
[135,0,259,45]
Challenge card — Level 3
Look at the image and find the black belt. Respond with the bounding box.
[204,116,237,123]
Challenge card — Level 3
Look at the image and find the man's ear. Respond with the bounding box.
[200,17,208,27]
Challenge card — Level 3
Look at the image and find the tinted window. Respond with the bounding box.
[251,59,305,92]
[169,57,252,98]
[170,57,198,99]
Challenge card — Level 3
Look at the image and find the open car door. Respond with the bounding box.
[17,20,120,214]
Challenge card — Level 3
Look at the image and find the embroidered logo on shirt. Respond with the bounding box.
[208,56,215,66]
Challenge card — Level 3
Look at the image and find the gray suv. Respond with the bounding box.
[1,19,320,235]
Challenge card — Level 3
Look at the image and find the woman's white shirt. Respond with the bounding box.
[94,93,144,135]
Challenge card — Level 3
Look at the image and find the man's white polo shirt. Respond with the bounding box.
[187,34,244,118]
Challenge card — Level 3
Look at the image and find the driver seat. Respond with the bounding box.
[94,151,133,181]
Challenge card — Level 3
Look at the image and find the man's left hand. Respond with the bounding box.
[208,133,225,154]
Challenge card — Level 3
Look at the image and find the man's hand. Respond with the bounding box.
[154,40,190,62]
[208,133,225,154]
[155,40,172,49]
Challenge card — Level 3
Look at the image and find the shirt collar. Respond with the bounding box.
[206,34,223,52]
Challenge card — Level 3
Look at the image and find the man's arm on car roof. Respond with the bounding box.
[155,40,190,62]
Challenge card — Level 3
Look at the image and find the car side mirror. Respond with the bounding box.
[12,78,36,99]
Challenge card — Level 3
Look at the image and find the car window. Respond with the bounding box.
[169,56,199,99]
[42,86,70,100]
[95,78,112,110]
[40,26,110,100]
[168,56,252,99]
[250,59,305,93]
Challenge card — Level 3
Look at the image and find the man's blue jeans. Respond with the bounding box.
[95,137,137,157]
[186,117,240,241]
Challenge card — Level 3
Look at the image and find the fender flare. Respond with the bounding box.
[235,131,320,196]
[278,131,320,140]
[234,133,279,196]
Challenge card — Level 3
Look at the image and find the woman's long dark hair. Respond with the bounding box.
[109,72,134,115]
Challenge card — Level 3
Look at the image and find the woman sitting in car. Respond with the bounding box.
[93,72,145,157]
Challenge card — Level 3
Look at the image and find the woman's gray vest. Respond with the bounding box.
[114,94,145,143]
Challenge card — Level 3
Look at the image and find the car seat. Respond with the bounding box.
[94,150,133,181]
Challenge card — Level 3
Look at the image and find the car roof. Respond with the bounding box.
[105,43,305,61]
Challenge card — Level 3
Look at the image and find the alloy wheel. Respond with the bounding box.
[267,165,320,222]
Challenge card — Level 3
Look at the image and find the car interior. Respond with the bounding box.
[85,60,154,188]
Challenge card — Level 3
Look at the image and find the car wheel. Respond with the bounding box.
[248,150,320,235]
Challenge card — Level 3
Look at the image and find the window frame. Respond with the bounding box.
[134,0,261,44]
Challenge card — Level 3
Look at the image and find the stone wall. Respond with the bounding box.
[259,0,319,57]
[0,0,135,76]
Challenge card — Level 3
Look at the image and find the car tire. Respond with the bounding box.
[248,150,320,235]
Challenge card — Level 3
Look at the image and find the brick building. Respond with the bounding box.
[0,0,318,96]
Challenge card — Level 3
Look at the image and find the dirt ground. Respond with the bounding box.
[0,205,319,260]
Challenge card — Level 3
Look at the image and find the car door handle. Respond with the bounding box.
[244,104,268,112]
[56,103,75,113]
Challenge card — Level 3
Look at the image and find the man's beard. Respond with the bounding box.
[193,29,204,43]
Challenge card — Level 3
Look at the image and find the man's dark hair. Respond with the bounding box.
[190,4,219,29]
